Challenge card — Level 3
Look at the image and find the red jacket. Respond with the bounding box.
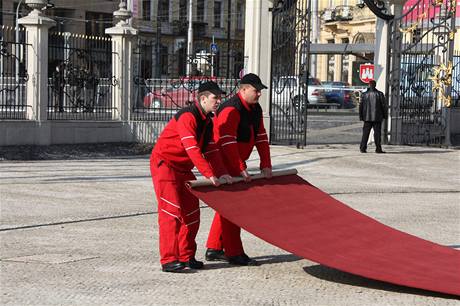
[152,102,227,178]
[215,93,271,176]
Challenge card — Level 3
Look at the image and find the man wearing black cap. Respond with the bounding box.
[206,73,272,266]
[150,81,232,272]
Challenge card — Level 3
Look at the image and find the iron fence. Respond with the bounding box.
[131,38,244,121]
[387,0,457,145]
[270,0,311,147]
[132,76,240,121]
[0,25,29,120]
[47,32,117,120]
[452,52,460,107]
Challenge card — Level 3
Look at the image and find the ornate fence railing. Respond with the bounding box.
[47,32,117,120]
[131,38,243,121]
[387,0,457,145]
[270,0,311,147]
[0,26,29,120]
[131,76,240,121]
[453,52,460,107]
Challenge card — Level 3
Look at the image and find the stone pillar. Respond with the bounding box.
[105,1,138,121]
[18,0,56,121]
[244,0,273,131]
[334,37,343,82]
[374,18,389,91]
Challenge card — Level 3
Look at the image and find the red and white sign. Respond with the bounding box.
[359,64,374,83]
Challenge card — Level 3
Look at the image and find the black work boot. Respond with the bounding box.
[181,258,204,269]
[205,248,228,262]
[161,260,186,272]
[228,253,258,266]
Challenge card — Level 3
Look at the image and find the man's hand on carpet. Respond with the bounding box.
[241,170,251,182]
[219,174,233,185]
[210,176,221,186]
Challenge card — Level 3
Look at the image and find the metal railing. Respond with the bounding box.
[131,77,240,121]
[0,25,29,120]
[47,32,117,120]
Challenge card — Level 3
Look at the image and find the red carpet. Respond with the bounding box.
[189,174,460,296]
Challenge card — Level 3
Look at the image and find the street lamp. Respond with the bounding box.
[15,0,53,78]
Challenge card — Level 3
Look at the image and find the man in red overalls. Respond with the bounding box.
[206,73,272,266]
[150,81,232,272]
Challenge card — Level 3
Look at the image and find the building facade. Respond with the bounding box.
[315,0,377,85]
[1,0,245,78]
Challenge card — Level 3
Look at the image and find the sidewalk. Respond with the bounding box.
[1,144,459,306]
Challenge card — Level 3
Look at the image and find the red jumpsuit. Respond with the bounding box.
[206,93,271,256]
[150,103,226,265]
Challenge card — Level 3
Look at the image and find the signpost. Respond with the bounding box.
[210,39,218,77]
[359,63,374,83]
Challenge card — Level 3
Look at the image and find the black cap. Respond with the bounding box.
[198,81,226,95]
[240,73,268,90]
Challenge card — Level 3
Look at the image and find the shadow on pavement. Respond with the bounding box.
[203,254,302,270]
[385,150,455,154]
[303,265,460,299]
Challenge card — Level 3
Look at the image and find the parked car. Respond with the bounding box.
[322,81,356,109]
[271,76,327,111]
[143,80,199,109]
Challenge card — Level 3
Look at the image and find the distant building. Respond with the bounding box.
[1,0,245,78]
[316,0,377,85]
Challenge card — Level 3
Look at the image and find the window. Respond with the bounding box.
[85,12,113,37]
[214,1,223,28]
[179,0,187,20]
[236,1,244,30]
[142,0,151,21]
[197,0,206,22]
[160,45,169,75]
[158,0,169,22]
[0,0,3,27]
[412,28,421,43]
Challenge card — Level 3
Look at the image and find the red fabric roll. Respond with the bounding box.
[189,174,460,296]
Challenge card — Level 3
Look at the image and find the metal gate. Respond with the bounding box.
[387,0,457,145]
[270,0,311,147]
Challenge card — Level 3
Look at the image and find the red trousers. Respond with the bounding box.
[150,155,200,265]
[206,213,244,257]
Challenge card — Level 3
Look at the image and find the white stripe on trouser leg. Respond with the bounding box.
[160,196,180,209]
[161,209,181,220]
[186,208,200,216]
[186,220,199,227]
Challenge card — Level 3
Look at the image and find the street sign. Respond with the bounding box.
[210,43,218,54]
[359,63,374,83]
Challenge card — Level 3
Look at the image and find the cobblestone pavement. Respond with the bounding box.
[1,144,459,306]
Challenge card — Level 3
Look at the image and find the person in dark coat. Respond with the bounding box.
[359,80,388,153]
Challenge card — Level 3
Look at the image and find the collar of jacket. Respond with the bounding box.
[237,92,252,111]
[194,101,214,119]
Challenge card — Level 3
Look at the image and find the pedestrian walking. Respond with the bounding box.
[359,80,388,153]
[150,81,232,272]
[206,73,273,266]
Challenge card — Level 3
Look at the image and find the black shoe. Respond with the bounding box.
[375,150,386,154]
[205,249,228,262]
[228,254,258,266]
[181,258,204,269]
[360,149,367,153]
[162,260,186,272]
